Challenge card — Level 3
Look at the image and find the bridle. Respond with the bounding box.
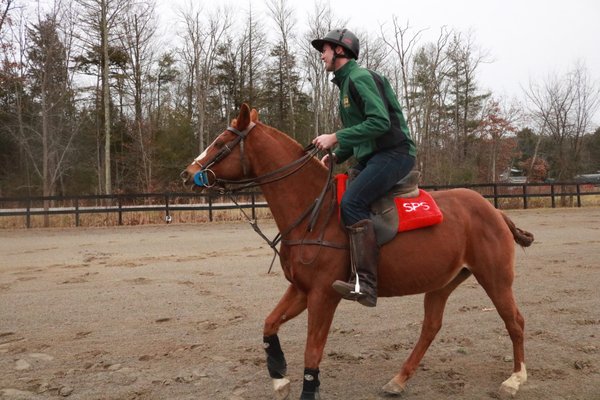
[189,122,346,271]
[192,122,320,192]
[191,122,256,188]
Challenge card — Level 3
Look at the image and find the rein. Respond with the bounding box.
[193,124,346,271]
[219,145,319,191]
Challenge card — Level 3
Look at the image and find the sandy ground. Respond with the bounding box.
[0,207,599,400]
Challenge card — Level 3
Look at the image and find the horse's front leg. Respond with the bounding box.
[300,290,340,400]
[264,284,307,400]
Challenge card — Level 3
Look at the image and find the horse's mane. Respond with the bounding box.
[255,121,328,172]
[258,122,307,153]
[232,106,327,173]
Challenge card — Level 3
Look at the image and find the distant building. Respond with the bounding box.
[574,173,600,183]
[499,168,527,184]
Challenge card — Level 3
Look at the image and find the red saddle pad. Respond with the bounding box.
[394,189,443,232]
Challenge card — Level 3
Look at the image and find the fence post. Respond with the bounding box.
[75,198,80,227]
[576,184,582,207]
[551,184,556,208]
[118,196,123,226]
[493,184,499,209]
[522,184,528,209]
[208,195,213,222]
[251,192,256,220]
[26,198,31,229]
[164,193,171,223]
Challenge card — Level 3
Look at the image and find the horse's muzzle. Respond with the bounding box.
[180,170,192,186]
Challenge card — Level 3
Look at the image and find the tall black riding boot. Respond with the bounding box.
[332,219,379,307]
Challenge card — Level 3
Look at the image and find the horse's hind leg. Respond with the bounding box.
[383,268,472,395]
[477,277,527,397]
[263,284,307,400]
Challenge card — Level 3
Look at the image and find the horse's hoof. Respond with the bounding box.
[273,377,290,400]
[498,383,517,399]
[499,363,527,398]
[382,378,406,396]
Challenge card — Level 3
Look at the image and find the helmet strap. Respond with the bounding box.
[332,45,349,66]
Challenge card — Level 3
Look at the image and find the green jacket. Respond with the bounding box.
[332,60,416,163]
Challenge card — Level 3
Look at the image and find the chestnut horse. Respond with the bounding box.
[180,104,534,399]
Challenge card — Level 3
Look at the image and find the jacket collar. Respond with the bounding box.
[331,59,358,87]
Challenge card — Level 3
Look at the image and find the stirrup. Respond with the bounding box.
[351,272,363,295]
[332,273,366,300]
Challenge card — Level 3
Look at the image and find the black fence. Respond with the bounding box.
[0,191,266,229]
[1,181,599,229]
[423,181,600,209]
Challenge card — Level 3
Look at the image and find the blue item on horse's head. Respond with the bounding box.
[194,170,210,187]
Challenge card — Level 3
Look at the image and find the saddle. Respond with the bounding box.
[336,170,443,246]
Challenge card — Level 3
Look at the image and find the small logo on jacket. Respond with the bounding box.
[343,96,350,108]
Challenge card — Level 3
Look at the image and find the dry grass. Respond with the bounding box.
[0,208,274,229]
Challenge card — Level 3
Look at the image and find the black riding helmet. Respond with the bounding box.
[311,28,359,60]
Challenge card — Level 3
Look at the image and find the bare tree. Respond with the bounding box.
[75,0,131,194]
[381,22,451,181]
[242,1,267,108]
[526,62,600,179]
[303,2,346,137]
[121,0,157,191]
[178,3,232,153]
[1,6,32,194]
[358,30,388,73]
[379,17,427,136]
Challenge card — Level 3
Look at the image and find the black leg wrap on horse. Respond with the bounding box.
[300,368,320,399]
[263,334,287,379]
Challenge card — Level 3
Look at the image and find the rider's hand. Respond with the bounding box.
[312,133,338,151]
[320,153,337,168]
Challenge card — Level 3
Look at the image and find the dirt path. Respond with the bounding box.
[1,208,599,399]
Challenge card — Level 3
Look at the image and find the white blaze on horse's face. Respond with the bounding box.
[192,149,208,166]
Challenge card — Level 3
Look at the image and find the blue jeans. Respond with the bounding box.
[340,148,415,226]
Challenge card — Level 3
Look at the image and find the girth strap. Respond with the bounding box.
[281,239,348,250]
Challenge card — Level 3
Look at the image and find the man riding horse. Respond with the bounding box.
[311,28,417,307]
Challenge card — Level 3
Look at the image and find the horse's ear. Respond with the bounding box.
[250,108,258,122]
[235,103,251,130]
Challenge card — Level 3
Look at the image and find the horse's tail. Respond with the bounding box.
[501,212,534,248]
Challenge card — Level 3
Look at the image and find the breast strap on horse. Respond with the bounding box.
[210,134,347,272]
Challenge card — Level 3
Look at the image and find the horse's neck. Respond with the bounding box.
[250,129,329,233]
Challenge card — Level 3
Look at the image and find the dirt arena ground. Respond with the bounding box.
[1,207,599,400]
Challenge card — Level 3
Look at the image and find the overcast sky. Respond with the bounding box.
[159,0,600,125]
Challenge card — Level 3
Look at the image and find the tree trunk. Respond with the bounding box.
[101,0,111,194]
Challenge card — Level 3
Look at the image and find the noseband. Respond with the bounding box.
[193,122,256,187]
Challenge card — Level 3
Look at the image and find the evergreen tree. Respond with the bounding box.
[22,14,78,198]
